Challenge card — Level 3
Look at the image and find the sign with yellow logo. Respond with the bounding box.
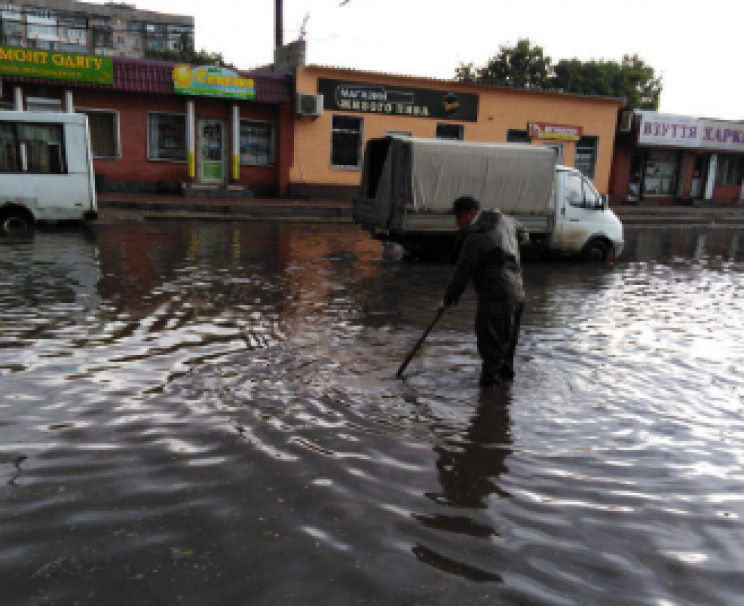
[0,45,113,84]
[173,64,255,100]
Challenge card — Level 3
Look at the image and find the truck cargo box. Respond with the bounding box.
[353,136,557,234]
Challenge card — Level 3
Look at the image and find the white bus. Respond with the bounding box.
[0,110,97,233]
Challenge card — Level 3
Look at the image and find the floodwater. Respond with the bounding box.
[1,219,743,606]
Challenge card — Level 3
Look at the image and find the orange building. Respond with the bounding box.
[290,65,625,200]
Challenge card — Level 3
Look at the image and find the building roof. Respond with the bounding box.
[302,64,626,106]
[4,56,291,104]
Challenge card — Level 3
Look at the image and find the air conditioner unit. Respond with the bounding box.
[296,93,323,117]
[619,110,633,133]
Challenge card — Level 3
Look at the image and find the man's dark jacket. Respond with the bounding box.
[443,209,526,306]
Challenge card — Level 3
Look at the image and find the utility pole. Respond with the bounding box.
[275,0,283,50]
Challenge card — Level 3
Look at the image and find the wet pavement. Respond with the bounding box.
[1,221,743,605]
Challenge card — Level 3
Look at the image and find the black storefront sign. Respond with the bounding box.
[318,78,478,122]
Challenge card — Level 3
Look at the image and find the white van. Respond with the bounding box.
[0,110,97,232]
[353,136,624,261]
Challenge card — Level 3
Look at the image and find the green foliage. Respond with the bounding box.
[459,39,551,90]
[553,54,662,110]
[145,36,235,70]
[455,40,662,110]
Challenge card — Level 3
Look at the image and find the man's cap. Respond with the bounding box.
[450,195,480,217]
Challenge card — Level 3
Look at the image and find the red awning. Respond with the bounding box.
[2,56,291,104]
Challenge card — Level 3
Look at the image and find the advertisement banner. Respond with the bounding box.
[318,78,478,121]
[699,119,744,152]
[173,64,255,100]
[0,45,113,85]
[528,122,583,141]
[638,112,700,148]
[638,112,744,151]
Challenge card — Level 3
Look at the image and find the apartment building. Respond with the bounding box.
[0,0,193,58]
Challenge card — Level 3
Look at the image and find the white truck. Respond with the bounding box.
[0,110,97,233]
[352,136,624,261]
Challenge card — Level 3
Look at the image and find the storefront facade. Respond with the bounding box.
[0,47,293,196]
[291,65,624,200]
[610,111,744,204]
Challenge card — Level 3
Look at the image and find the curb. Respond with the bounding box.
[99,200,352,220]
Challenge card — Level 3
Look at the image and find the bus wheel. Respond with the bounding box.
[1,211,32,234]
[582,240,608,263]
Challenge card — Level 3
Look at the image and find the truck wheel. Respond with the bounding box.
[1,210,33,235]
[582,240,608,262]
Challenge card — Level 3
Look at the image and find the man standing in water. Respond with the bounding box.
[438,195,527,387]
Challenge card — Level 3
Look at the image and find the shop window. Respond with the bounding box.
[436,124,463,140]
[26,97,63,113]
[148,113,186,161]
[507,129,530,144]
[715,154,744,186]
[642,150,679,197]
[575,136,597,179]
[331,115,363,169]
[240,121,275,166]
[78,110,119,158]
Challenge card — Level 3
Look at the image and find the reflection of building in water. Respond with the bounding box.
[24,231,101,310]
[0,231,101,357]
[95,222,285,330]
[272,223,383,325]
[621,229,744,263]
[93,222,387,339]
[413,390,512,582]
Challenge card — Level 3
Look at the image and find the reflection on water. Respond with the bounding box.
[0,222,743,605]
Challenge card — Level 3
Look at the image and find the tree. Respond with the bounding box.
[455,42,663,110]
[553,54,662,110]
[456,39,551,90]
[144,35,236,69]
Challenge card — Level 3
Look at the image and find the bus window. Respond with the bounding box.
[17,123,65,174]
[0,123,19,172]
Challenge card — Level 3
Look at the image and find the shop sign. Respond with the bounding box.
[173,64,255,100]
[0,45,113,85]
[528,122,582,141]
[638,113,699,148]
[318,78,478,121]
[638,112,744,151]
[699,119,744,151]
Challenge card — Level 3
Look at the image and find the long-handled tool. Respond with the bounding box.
[396,308,444,379]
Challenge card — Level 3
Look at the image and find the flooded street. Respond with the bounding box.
[1,219,743,605]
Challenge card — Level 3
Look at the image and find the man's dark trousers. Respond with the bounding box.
[476,299,524,385]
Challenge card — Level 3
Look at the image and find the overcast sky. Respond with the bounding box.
[96,0,742,121]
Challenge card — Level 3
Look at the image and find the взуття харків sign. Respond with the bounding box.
[638,112,744,152]
[0,46,113,85]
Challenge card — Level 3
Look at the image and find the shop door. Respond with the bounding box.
[690,154,709,199]
[198,119,226,184]
[627,154,645,201]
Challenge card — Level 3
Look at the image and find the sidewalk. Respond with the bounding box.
[612,202,744,226]
[97,192,744,227]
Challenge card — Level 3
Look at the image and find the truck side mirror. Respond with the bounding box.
[602,194,609,210]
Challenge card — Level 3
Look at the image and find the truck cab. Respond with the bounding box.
[552,167,624,261]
